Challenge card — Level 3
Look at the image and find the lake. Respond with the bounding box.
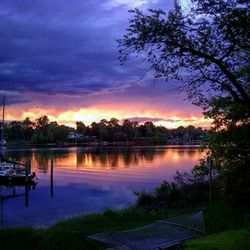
[0,146,203,228]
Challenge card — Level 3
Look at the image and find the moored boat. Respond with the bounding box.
[0,139,6,148]
[0,161,38,186]
[0,97,38,186]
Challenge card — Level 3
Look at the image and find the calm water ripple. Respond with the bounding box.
[0,146,203,228]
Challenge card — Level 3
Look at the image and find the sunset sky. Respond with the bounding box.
[0,0,212,128]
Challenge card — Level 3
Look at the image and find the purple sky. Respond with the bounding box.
[0,0,211,128]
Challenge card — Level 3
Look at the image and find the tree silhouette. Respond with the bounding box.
[118,0,249,108]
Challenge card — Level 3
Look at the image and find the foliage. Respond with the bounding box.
[118,0,250,207]
[5,116,206,145]
[0,228,35,250]
[6,116,73,144]
[30,116,73,144]
[0,202,249,250]
[183,227,250,250]
[135,172,210,212]
[201,97,250,206]
[86,119,205,143]
[76,121,86,134]
[0,207,168,250]
[118,0,250,108]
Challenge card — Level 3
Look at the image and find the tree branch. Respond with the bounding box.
[182,47,250,102]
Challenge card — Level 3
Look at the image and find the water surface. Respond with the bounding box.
[0,146,203,228]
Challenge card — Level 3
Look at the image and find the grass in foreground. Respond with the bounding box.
[0,201,249,250]
[183,227,250,250]
[1,208,169,250]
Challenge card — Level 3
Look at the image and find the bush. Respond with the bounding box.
[134,171,210,211]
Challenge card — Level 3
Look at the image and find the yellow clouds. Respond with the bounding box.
[154,116,212,129]
[6,103,212,129]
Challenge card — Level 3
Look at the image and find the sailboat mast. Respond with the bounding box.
[1,96,5,142]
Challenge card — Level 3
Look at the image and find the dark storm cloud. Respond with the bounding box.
[0,0,174,104]
[0,90,28,105]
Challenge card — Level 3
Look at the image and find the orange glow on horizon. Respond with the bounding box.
[5,104,212,129]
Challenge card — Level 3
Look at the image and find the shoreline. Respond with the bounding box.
[3,143,202,151]
[0,201,249,250]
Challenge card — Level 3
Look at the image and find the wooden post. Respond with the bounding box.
[25,161,29,207]
[50,159,54,198]
[28,159,31,174]
[25,161,29,183]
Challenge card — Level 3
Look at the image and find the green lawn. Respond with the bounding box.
[183,228,250,250]
[0,208,169,250]
[0,202,249,250]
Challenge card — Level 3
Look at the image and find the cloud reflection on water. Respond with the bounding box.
[2,146,203,228]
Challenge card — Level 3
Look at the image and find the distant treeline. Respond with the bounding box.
[2,116,207,145]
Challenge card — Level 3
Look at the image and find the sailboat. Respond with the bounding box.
[0,96,38,186]
[0,162,37,186]
[0,96,6,148]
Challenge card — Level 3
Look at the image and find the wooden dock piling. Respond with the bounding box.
[25,161,29,207]
[50,159,54,197]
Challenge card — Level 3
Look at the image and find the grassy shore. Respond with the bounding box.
[183,228,250,250]
[0,201,249,250]
[1,208,169,250]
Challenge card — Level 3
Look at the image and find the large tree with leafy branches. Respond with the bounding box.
[118,0,249,107]
[118,0,250,205]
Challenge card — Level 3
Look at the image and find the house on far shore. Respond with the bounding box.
[167,133,206,145]
[67,132,84,140]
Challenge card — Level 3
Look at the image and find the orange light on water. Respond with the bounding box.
[43,148,203,172]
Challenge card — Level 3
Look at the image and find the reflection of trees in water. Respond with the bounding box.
[3,150,52,173]
[4,151,32,164]
[32,150,72,173]
[6,147,201,172]
[6,147,165,171]
[5,150,71,173]
[76,147,166,169]
[173,149,201,158]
